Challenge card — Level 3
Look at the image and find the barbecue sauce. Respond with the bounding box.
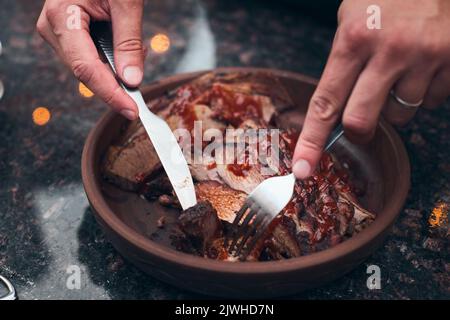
[135,172,146,183]
[207,162,217,170]
[207,84,263,127]
[173,85,198,132]
[227,161,252,177]
[281,129,300,155]
[174,84,263,136]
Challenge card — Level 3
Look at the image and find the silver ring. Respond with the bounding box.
[0,275,17,300]
[390,90,423,109]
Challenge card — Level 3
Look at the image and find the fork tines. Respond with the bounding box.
[225,199,273,260]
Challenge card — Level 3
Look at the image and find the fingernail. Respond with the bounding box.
[293,159,312,179]
[123,66,143,87]
[120,109,137,120]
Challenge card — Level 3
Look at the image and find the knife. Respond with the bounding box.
[90,22,197,210]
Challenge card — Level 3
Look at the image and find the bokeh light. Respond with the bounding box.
[32,107,51,126]
[150,33,170,53]
[429,202,448,228]
[78,82,94,98]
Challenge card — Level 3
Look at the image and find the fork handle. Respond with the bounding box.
[324,124,344,151]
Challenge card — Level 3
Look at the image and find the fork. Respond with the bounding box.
[226,124,344,260]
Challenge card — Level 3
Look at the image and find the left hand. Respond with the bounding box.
[36,0,145,120]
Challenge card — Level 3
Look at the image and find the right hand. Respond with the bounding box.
[292,0,450,179]
[37,0,145,120]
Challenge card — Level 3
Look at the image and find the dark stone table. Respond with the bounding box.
[0,0,448,300]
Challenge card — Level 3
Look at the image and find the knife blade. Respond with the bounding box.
[91,22,197,210]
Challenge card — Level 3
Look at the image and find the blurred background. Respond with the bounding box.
[0,0,448,299]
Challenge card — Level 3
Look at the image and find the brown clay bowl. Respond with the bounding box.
[81,67,410,298]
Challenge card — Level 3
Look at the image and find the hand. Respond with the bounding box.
[37,0,145,120]
[293,0,450,178]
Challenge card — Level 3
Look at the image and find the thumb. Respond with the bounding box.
[110,0,144,87]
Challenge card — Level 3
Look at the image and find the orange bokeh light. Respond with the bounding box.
[150,33,170,53]
[429,202,449,228]
[79,82,94,98]
[32,107,51,126]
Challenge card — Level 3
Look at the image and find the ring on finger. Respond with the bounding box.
[390,89,423,109]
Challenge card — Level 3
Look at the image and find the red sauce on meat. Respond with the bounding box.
[227,161,252,177]
[208,84,262,127]
[313,201,338,243]
[173,85,198,132]
[173,83,263,134]
[227,148,253,177]
[283,199,298,216]
[135,172,146,183]
[207,162,217,170]
[282,129,299,155]
[179,104,197,132]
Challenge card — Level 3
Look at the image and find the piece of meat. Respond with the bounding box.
[191,118,287,195]
[265,216,302,259]
[215,162,265,194]
[204,238,229,260]
[140,174,173,200]
[189,71,295,112]
[178,201,223,255]
[103,133,161,191]
[195,181,246,223]
[205,83,276,126]
[165,103,227,134]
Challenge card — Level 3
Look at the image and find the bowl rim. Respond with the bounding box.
[81,67,410,275]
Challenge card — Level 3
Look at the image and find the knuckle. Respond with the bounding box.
[343,115,374,136]
[115,38,143,53]
[71,59,94,84]
[45,1,63,22]
[36,17,46,36]
[105,86,122,107]
[382,32,412,58]
[340,22,371,51]
[309,94,340,123]
[421,39,443,60]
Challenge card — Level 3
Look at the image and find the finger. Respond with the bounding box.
[342,57,403,143]
[293,29,367,179]
[36,3,63,57]
[423,69,450,109]
[46,3,138,119]
[383,70,433,126]
[110,0,144,87]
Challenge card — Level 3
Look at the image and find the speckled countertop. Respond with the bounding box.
[0,0,448,300]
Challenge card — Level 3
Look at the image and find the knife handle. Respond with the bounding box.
[90,22,151,115]
[90,22,118,74]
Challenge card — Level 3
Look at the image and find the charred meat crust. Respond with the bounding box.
[178,201,224,255]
